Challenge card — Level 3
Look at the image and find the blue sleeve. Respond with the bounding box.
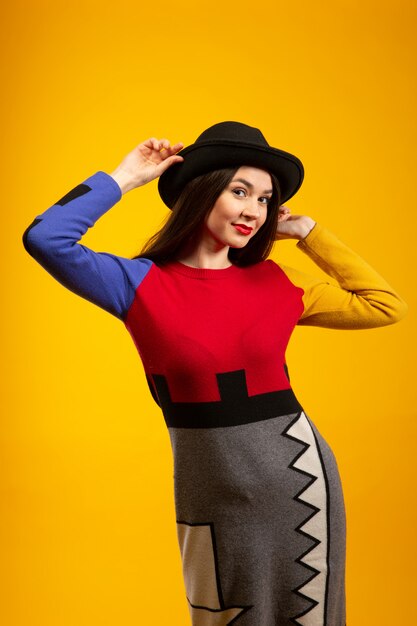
[22,170,153,321]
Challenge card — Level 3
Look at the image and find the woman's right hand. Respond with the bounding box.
[110,137,185,194]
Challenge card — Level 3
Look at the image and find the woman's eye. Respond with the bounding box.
[232,189,270,205]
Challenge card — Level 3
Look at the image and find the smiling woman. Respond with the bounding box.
[22,121,407,626]
[176,166,274,268]
[135,163,283,268]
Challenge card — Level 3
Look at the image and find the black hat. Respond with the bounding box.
[158,121,304,209]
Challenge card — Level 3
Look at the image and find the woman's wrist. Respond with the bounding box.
[296,217,316,240]
[109,168,138,195]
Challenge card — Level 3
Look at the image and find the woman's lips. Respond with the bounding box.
[233,224,253,235]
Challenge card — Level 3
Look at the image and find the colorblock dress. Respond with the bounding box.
[23,171,407,626]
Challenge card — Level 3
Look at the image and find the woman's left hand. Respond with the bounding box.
[275,205,316,241]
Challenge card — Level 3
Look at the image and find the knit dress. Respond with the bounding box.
[23,171,407,626]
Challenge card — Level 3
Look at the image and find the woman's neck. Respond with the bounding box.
[176,242,232,269]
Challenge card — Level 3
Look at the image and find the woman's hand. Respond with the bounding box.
[275,204,316,240]
[110,138,185,194]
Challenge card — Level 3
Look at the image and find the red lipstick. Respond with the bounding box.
[233,224,253,235]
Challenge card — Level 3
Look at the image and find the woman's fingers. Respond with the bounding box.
[143,138,184,158]
[278,204,291,220]
[171,141,184,152]
[160,143,184,162]
[160,140,184,156]
[159,138,170,151]
[141,137,160,152]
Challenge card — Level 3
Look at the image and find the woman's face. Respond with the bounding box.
[202,166,273,250]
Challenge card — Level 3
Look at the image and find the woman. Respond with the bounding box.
[23,121,407,626]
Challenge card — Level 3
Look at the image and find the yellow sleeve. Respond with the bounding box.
[278,223,408,329]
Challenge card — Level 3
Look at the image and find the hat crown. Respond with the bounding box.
[158,120,304,209]
[195,121,269,148]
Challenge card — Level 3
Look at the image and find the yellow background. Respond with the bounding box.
[3,0,416,624]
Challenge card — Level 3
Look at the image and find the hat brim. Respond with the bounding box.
[157,141,304,209]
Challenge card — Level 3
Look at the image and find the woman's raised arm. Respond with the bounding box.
[22,138,184,321]
[273,208,408,329]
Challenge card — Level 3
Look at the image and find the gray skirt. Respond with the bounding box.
[167,408,346,626]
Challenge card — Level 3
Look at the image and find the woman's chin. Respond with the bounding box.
[228,235,252,249]
[229,242,249,249]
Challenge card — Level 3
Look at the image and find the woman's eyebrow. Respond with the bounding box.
[231,178,273,194]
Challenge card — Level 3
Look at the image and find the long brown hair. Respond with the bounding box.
[132,166,281,267]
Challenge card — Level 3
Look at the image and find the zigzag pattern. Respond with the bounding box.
[282,411,328,625]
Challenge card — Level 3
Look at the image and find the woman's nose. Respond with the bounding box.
[242,200,261,219]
